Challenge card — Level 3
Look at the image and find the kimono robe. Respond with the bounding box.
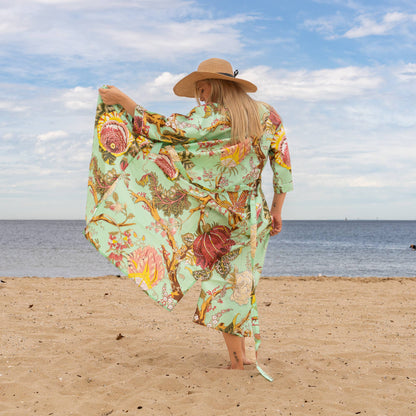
[85,96,293,371]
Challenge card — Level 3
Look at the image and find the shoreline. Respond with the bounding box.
[1,275,416,415]
[2,274,416,280]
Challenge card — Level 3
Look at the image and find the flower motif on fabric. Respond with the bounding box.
[214,248,241,279]
[269,109,291,170]
[89,157,121,199]
[202,169,215,182]
[154,186,191,217]
[277,134,291,169]
[108,230,133,251]
[158,283,175,310]
[220,137,251,167]
[198,141,218,156]
[128,246,165,290]
[146,218,180,238]
[133,115,149,137]
[152,153,179,180]
[271,127,291,170]
[230,271,253,305]
[97,112,133,158]
[193,225,235,269]
[269,109,282,127]
[108,252,123,268]
[227,191,249,215]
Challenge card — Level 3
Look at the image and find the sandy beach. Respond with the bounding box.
[1,275,415,416]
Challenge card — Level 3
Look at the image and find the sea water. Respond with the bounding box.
[0,220,415,278]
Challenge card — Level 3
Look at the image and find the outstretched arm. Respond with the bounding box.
[98,86,137,117]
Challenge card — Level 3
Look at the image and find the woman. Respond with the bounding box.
[93,58,293,376]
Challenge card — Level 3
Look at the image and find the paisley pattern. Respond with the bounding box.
[85,94,293,354]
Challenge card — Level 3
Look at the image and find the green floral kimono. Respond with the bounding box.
[85,94,293,380]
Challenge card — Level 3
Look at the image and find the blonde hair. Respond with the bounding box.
[195,79,262,143]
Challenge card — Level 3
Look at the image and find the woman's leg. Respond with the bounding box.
[222,333,255,369]
[222,333,245,369]
[241,337,254,365]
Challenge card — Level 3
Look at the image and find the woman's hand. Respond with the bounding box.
[270,212,282,236]
[98,86,125,105]
[270,192,286,236]
[98,86,137,117]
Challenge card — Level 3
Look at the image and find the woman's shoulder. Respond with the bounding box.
[256,101,276,114]
[188,103,223,117]
[256,101,282,125]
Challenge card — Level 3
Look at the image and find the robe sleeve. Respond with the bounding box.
[132,104,225,145]
[268,109,294,194]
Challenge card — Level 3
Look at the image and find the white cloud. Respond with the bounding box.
[0,101,28,112]
[130,64,385,106]
[106,16,251,60]
[303,13,346,39]
[0,6,31,35]
[153,72,186,88]
[395,63,416,82]
[1,1,416,220]
[30,0,193,8]
[305,10,416,40]
[1,132,13,140]
[62,87,97,110]
[37,130,69,142]
[241,65,382,101]
[0,2,252,63]
[141,72,187,102]
[344,12,416,38]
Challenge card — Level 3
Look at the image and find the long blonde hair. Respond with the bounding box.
[195,79,262,143]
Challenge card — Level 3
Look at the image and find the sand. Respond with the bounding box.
[1,275,415,416]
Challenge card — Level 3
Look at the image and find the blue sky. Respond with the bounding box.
[1,0,415,220]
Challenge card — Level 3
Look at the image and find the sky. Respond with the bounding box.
[1,0,415,220]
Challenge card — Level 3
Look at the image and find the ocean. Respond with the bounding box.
[0,220,415,278]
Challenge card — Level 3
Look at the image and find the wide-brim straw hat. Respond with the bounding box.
[173,58,257,98]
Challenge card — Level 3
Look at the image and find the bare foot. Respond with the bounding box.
[219,359,254,369]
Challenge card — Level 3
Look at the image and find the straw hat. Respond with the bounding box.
[173,58,257,98]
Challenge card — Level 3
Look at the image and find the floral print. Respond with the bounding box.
[85,94,293,359]
[193,225,235,269]
[128,246,165,290]
[220,137,251,167]
[230,270,253,305]
[154,154,179,179]
[97,111,133,156]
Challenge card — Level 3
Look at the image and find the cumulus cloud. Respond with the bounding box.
[140,72,187,102]
[129,64,384,105]
[241,65,383,101]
